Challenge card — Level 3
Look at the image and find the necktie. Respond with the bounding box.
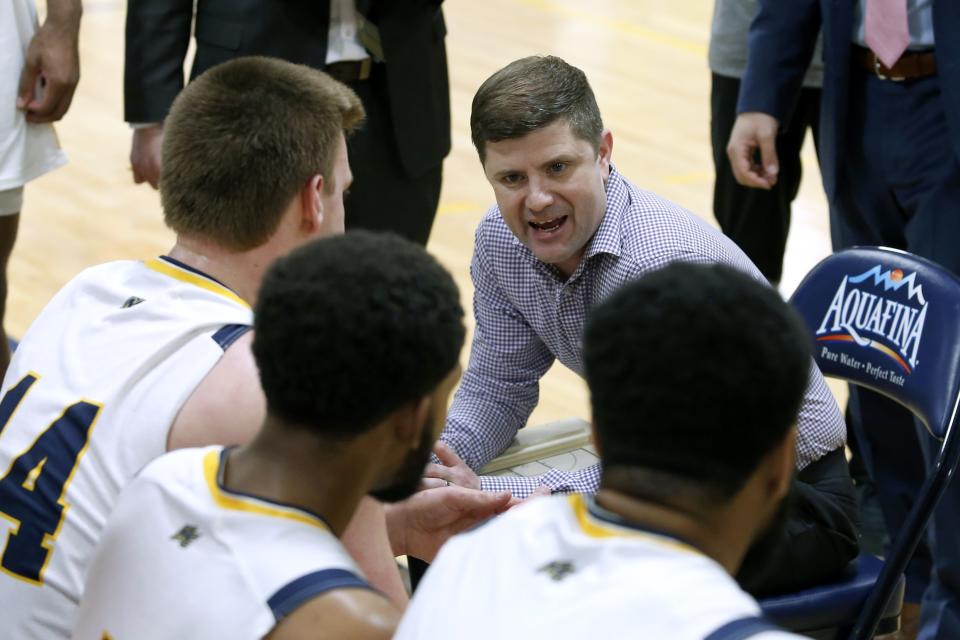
[865,0,910,69]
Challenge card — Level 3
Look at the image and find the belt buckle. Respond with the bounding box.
[873,55,905,82]
[358,58,372,81]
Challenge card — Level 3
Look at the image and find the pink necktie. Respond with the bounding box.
[865,0,910,68]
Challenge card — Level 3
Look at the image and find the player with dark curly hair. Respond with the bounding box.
[75,232,489,639]
[398,263,811,639]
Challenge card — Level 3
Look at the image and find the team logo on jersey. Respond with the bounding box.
[537,560,576,582]
[171,525,201,548]
[815,265,928,377]
[122,296,145,308]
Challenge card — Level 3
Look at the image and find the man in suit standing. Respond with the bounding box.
[124,0,450,245]
[727,2,960,637]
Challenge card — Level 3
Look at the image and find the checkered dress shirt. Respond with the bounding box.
[442,168,846,497]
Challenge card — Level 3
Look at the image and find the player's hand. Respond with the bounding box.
[421,442,480,490]
[726,112,781,190]
[16,13,81,123]
[131,124,164,188]
[384,486,511,561]
[528,485,552,499]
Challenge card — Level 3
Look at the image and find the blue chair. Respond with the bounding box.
[761,247,960,639]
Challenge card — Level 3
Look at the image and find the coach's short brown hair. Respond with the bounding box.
[160,57,364,251]
[470,56,603,163]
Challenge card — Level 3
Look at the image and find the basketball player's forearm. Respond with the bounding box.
[341,498,409,608]
[45,0,82,28]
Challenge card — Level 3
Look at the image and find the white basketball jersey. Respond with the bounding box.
[0,257,252,639]
[74,446,369,640]
[396,495,803,640]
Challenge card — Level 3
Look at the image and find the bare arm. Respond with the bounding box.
[265,588,399,640]
[384,485,512,562]
[342,498,409,608]
[17,0,82,123]
[167,331,265,451]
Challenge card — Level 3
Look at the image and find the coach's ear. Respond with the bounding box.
[598,129,613,179]
[299,174,325,232]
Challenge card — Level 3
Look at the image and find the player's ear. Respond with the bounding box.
[299,174,324,232]
[765,424,796,502]
[392,396,431,451]
[589,422,603,458]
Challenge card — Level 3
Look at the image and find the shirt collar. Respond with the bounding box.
[583,165,626,262]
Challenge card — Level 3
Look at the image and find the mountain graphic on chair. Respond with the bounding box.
[815,265,928,375]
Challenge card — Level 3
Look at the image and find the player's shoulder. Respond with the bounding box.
[268,586,397,640]
[614,175,760,276]
[51,259,143,295]
[137,445,220,487]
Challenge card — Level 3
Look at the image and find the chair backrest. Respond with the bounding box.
[790,247,960,439]
[789,246,960,639]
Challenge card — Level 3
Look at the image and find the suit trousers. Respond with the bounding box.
[711,73,822,284]
[736,447,860,597]
[834,62,960,639]
[342,63,443,246]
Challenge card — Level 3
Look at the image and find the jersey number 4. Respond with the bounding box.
[0,373,101,585]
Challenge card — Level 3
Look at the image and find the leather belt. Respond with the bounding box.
[855,46,936,82]
[324,58,373,83]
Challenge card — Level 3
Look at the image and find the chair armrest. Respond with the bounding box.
[481,418,595,475]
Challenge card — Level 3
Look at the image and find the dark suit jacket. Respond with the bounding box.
[736,0,960,202]
[124,0,450,177]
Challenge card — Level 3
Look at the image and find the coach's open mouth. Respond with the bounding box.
[529,216,567,233]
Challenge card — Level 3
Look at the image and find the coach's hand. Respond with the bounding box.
[727,112,780,190]
[384,486,511,562]
[131,123,164,189]
[422,442,480,490]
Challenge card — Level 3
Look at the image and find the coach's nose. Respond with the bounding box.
[525,176,555,213]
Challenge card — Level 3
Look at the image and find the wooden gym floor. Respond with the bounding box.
[11,0,834,427]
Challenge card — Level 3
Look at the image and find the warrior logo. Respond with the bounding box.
[815,266,928,374]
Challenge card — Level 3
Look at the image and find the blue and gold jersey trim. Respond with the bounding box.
[568,494,702,557]
[144,257,250,309]
[202,449,330,530]
[268,568,373,622]
[211,324,251,351]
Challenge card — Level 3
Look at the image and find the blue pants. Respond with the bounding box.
[834,62,960,639]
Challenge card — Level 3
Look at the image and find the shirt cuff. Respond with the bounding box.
[480,463,602,499]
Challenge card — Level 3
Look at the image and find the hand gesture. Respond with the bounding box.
[422,442,480,490]
[385,486,511,561]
